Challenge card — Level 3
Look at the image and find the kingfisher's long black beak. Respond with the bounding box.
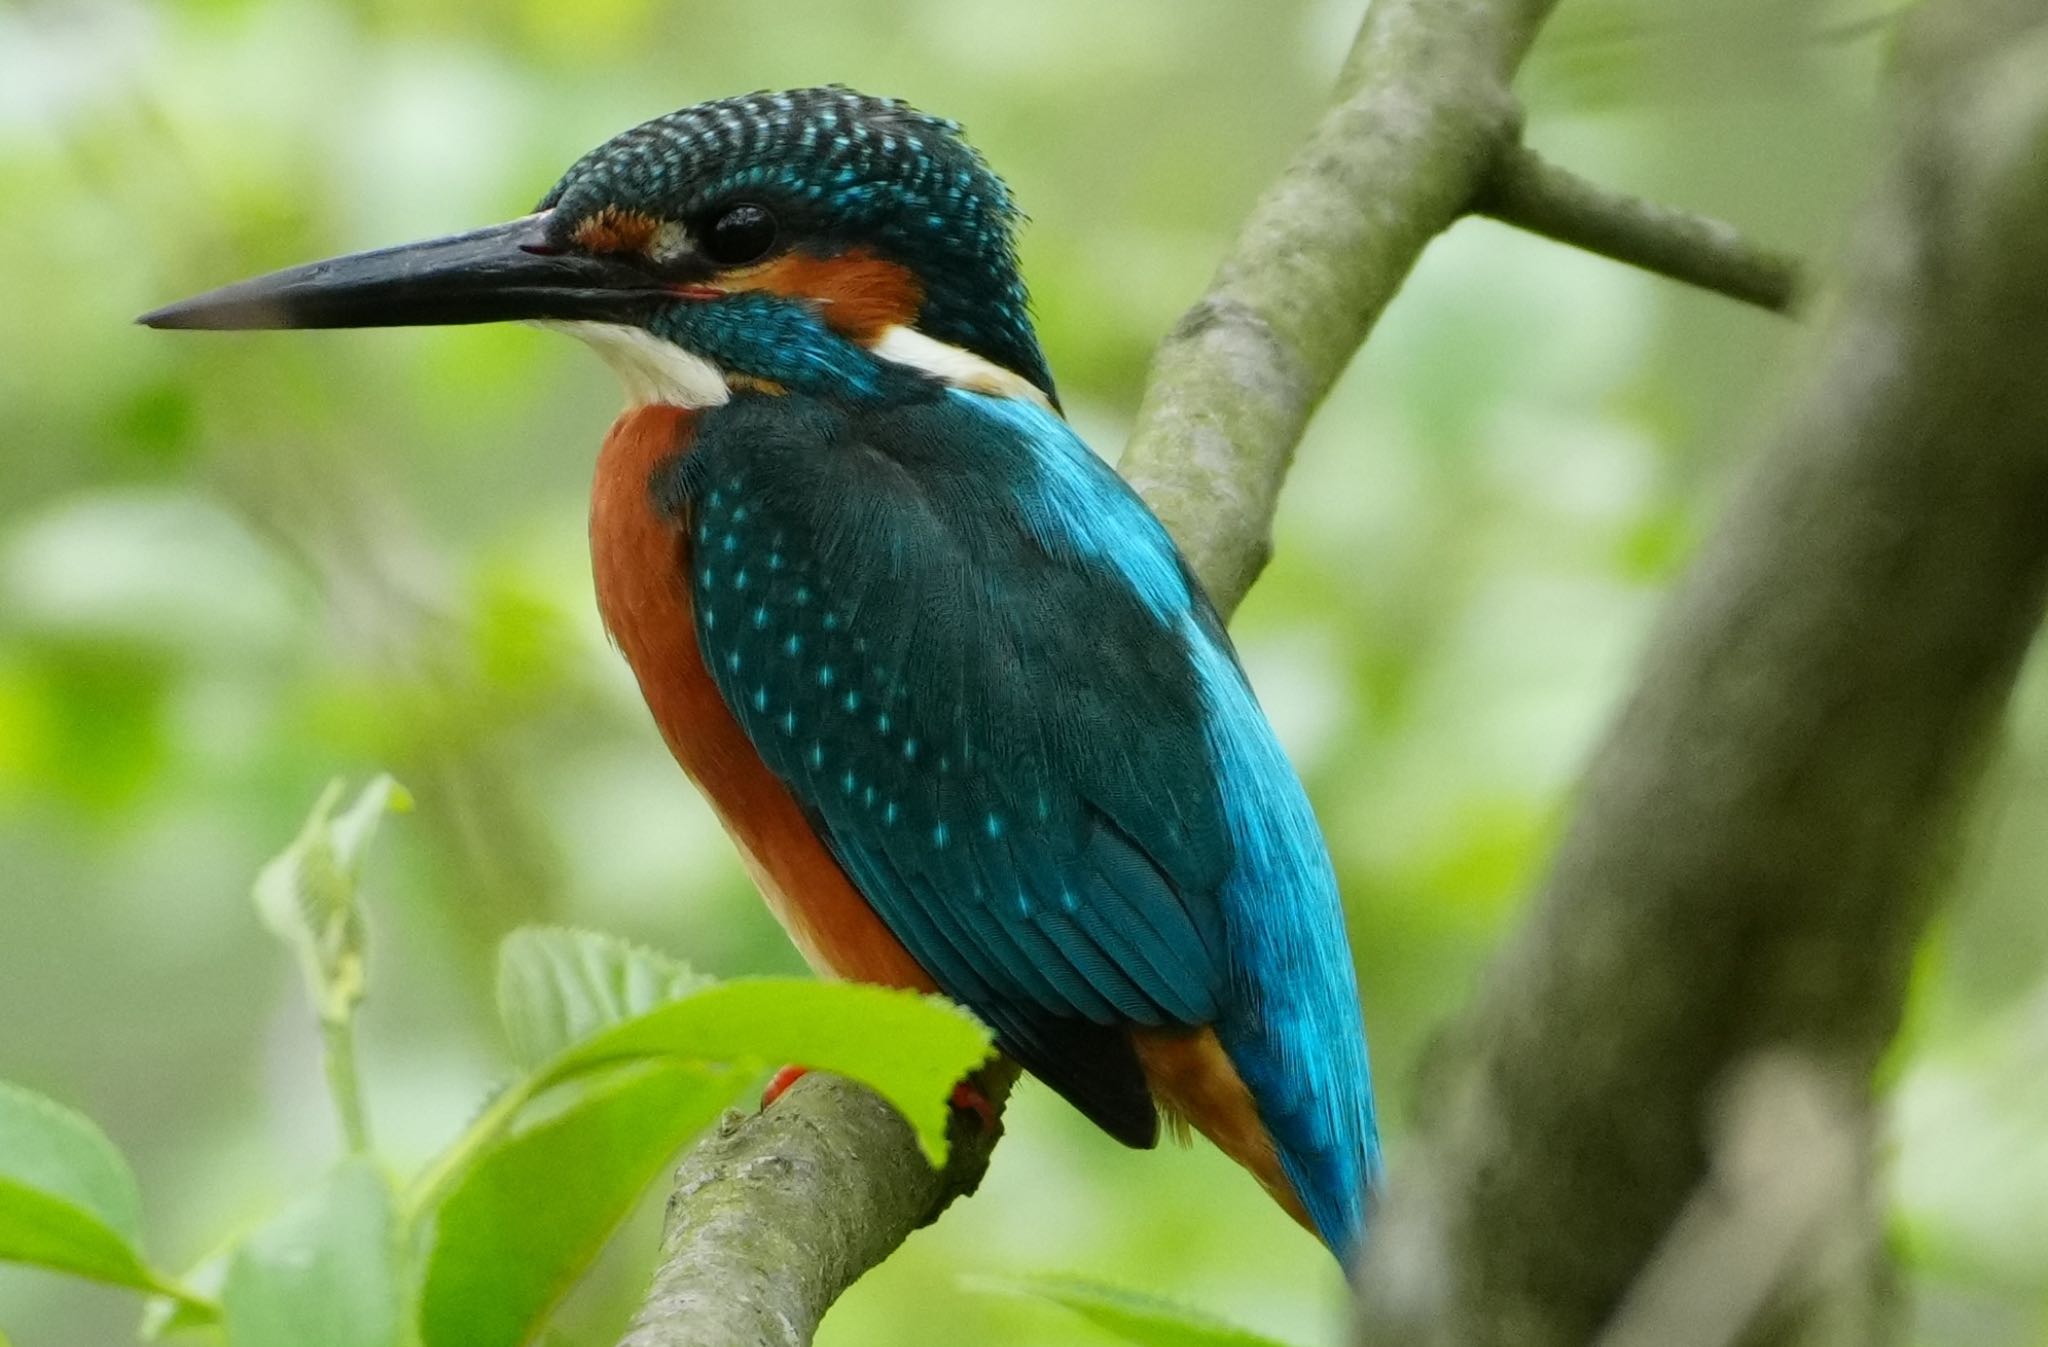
[138,212,671,331]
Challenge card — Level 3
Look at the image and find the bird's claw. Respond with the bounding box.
[950,1081,998,1135]
[764,1065,994,1136]
[761,1064,810,1109]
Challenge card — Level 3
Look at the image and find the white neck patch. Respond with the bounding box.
[535,320,730,409]
[870,325,1054,410]
[538,318,1051,413]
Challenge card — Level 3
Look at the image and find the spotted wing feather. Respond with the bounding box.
[659,391,1232,1145]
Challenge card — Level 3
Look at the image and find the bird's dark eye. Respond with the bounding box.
[701,203,778,266]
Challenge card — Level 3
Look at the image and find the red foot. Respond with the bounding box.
[765,1066,995,1134]
[762,1064,810,1109]
[950,1081,998,1135]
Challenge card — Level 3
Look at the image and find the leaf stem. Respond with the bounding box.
[401,1079,535,1224]
[322,1013,374,1156]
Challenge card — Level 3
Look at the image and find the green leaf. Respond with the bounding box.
[0,1080,142,1241]
[964,1275,1301,1347]
[140,1249,228,1339]
[0,1079,156,1292]
[328,773,415,873]
[417,1061,742,1347]
[253,775,410,1028]
[0,1179,154,1289]
[496,926,712,1069]
[222,1159,400,1347]
[253,775,408,1154]
[407,974,992,1230]
[547,979,993,1164]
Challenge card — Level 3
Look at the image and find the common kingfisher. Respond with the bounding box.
[141,87,1381,1257]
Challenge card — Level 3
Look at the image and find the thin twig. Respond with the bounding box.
[1475,145,1802,313]
[321,1016,374,1156]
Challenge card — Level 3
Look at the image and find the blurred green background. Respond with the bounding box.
[2,0,2044,1343]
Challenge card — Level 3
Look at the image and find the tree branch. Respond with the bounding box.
[1119,0,1560,616]
[1592,1056,1870,1347]
[1475,145,1802,314]
[617,1066,1018,1347]
[1354,2,2048,1342]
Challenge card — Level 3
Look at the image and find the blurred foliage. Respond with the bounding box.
[0,781,992,1345]
[0,0,2043,1344]
[967,1275,1299,1347]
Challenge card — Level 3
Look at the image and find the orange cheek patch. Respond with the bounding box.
[725,249,924,341]
[574,206,661,254]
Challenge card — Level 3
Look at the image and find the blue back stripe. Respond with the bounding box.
[958,388,1379,1253]
[954,391,1192,623]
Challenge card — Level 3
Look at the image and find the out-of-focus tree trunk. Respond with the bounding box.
[1355,3,2048,1343]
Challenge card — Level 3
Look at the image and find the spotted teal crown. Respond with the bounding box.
[539,87,1053,399]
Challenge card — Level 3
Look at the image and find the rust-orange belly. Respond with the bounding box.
[588,403,935,991]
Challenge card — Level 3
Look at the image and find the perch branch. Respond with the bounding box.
[1354,3,2048,1343]
[617,1066,1018,1347]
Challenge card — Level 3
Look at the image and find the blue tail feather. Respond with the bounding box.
[955,387,1382,1253]
[1190,625,1381,1259]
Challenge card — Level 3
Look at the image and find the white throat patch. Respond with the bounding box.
[537,318,1051,413]
[535,320,730,409]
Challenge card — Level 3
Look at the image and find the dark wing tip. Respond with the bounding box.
[1005,1019,1160,1150]
[1089,1088,1162,1150]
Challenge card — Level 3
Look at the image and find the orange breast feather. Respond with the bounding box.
[589,403,935,991]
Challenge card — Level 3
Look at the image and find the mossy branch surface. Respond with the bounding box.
[615,1068,1016,1347]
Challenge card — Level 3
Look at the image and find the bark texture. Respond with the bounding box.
[617,1067,1017,1347]
[1355,4,2048,1343]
